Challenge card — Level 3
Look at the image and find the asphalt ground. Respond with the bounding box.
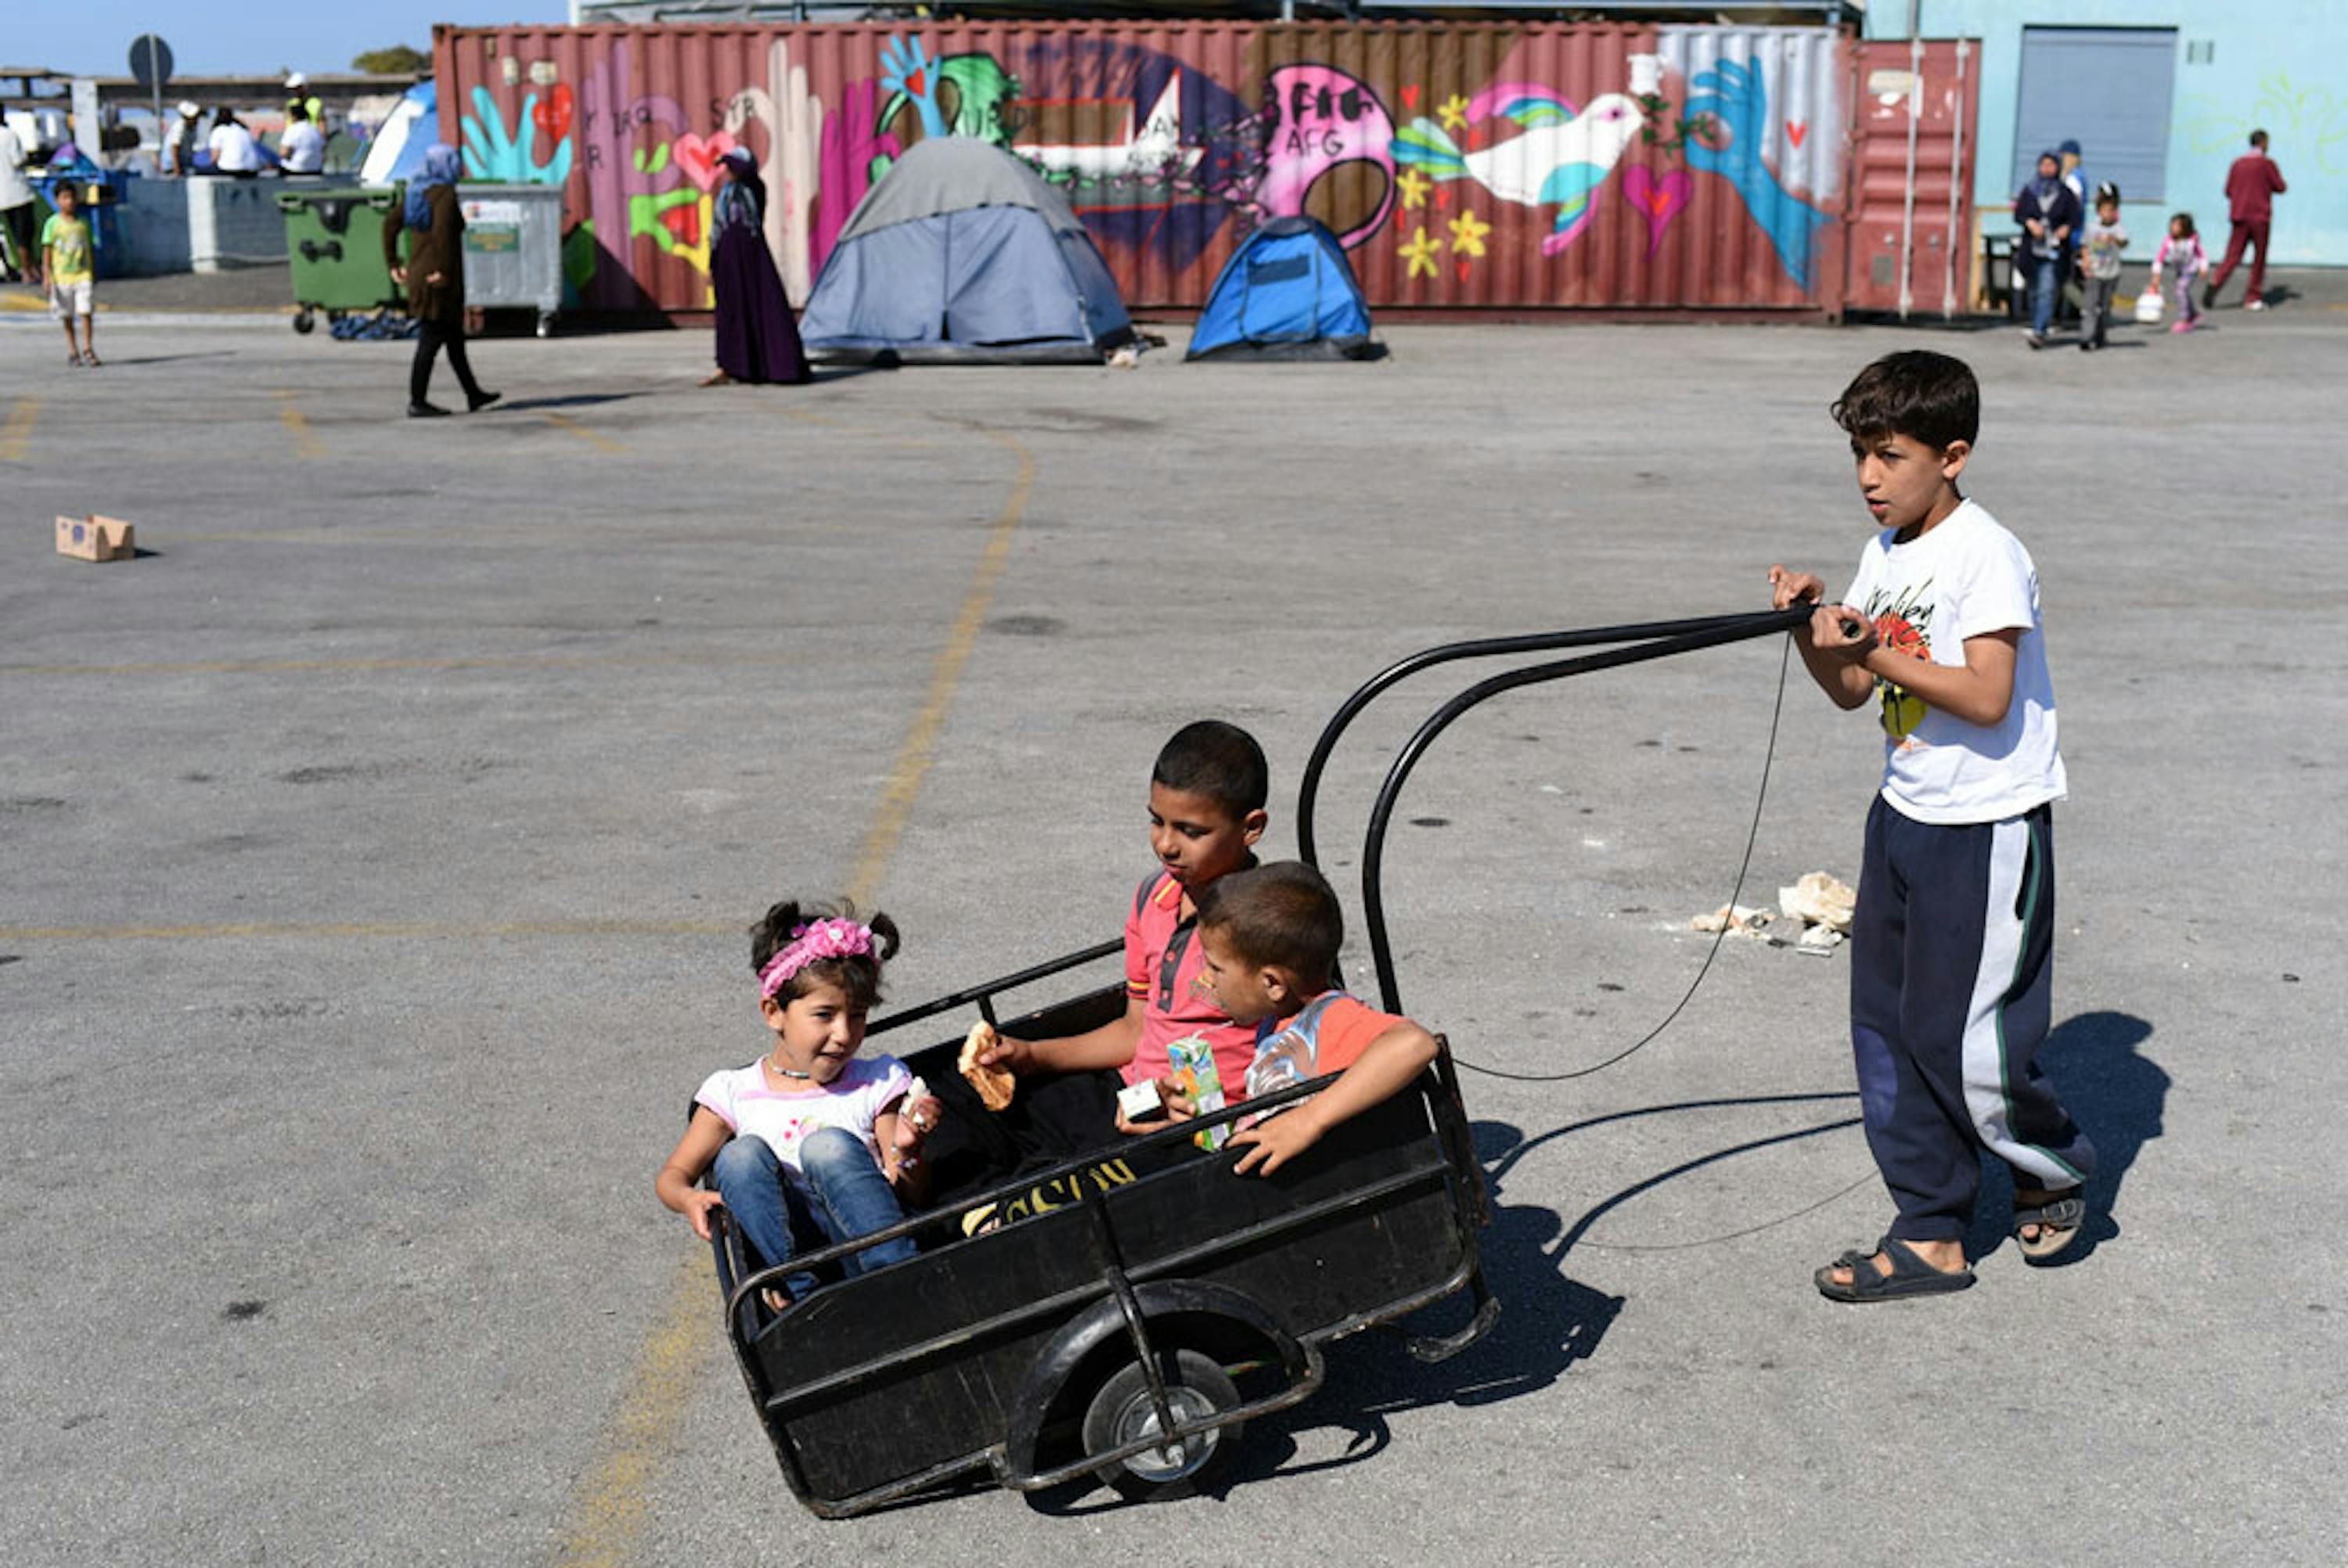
[2,300,2342,1567]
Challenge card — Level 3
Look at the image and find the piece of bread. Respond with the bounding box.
[959,1021,1017,1112]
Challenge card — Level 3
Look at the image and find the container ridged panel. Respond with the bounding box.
[434,20,1849,315]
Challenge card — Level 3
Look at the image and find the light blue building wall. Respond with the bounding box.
[1864,2,2345,264]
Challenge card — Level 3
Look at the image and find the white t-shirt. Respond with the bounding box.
[280,120,325,174]
[694,1054,910,1187]
[208,122,262,172]
[0,126,32,209]
[1842,498,2067,825]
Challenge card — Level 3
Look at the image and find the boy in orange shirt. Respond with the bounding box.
[924,721,1268,1210]
[1158,861,1440,1175]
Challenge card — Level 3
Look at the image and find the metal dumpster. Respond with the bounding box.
[454,183,564,336]
[277,187,403,333]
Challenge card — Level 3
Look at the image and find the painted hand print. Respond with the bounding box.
[1680,56,1828,285]
[459,86,574,185]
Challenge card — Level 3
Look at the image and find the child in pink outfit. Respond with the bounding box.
[2151,214,2209,333]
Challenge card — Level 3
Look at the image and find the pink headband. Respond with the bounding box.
[758,919,878,999]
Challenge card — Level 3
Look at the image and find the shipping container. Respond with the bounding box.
[433,20,1863,318]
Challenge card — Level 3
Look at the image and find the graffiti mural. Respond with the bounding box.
[1397,86,1644,254]
[1253,64,1398,247]
[1622,165,1694,257]
[1655,29,1840,286]
[459,85,574,184]
[717,38,826,306]
[2180,72,2348,171]
[445,20,1855,311]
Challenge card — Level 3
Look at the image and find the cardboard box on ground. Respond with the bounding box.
[56,514,135,562]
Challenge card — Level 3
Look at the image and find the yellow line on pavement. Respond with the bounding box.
[544,412,625,453]
[275,391,325,459]
[548,423,1037,1568]
[845,423,1035,902]
[1,396,37,460]
[0,917,736,943]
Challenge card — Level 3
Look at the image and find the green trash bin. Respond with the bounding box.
[277,187,406,335]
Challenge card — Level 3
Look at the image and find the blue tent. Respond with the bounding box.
[359,81,438,188]
[799,138,1133,365]
[1185,216,1379,361]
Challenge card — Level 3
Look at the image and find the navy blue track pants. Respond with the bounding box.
[1849,797,2094,1241]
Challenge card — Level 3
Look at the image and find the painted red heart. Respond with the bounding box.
[671,130,738,192]
[1401,84,1421,110]
[1457,260,1470,282]
[532,83,574,142]
[660,203,701,246]
[1621,164,1694,258]
[906,70,927,100]
[1786,120,1808,149]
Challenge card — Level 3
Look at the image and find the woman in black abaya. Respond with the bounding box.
[704,149,810,387]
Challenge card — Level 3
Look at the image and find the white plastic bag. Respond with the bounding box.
[2134,280,2165,324]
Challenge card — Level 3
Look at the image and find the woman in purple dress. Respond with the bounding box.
[704,149,810,387]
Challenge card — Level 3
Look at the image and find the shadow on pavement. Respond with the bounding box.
[493,391,643,412]
[1186,1095,1862,1500]
[1964,1009,2163,1267]
[85,351,242,367]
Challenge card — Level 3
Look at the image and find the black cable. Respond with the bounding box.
[1453,631,1795,1083]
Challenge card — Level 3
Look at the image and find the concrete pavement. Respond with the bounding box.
[2,304,2342,1566]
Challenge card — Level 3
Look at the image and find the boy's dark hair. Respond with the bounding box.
[1194,861,1342,993]
[1831,351,1979,451]
[2249,129,2268,149]
[2172,211,2197,238]
[1151,720,1269,819]
[749,897,900,1009]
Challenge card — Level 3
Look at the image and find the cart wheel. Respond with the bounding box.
[1079,1349,1242,1501]
[293,309,315,335]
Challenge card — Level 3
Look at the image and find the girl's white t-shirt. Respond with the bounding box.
[1843,498,2067,825]
[695,1055,911,1185]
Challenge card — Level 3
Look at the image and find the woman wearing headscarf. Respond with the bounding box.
[2013,149,2082,348]
[703,148,809,387]
[383,144,499,418]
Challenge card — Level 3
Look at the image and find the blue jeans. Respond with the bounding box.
[2029,255,2060,335]
[712,1127,915,1299]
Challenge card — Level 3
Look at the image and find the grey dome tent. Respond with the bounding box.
[798,138,1134,365]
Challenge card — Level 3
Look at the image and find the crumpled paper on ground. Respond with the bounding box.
[1691,903,1777,939]
[1690,871,1856,955]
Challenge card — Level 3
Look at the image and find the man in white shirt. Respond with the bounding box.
[0,120,38,282]
[280,105,326,174]
[163,101,205,175]
[207,110,262,176]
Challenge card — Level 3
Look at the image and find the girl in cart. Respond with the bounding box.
[657,900,942,1301]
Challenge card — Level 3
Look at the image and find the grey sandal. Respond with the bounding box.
[1814,1235,1976,1303]
[2013,1192,2087,1264]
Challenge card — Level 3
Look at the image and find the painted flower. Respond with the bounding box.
[1395,167,1432,211]
[1399,225,1442,279]
[1448,208,1491,257]
[1438,93,1471,133]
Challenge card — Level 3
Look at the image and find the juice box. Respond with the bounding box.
[1165,1032,1229,1151]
